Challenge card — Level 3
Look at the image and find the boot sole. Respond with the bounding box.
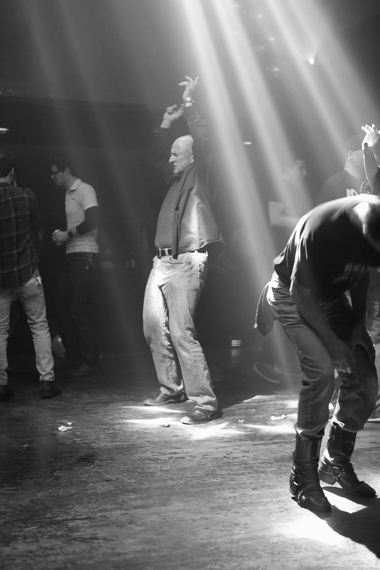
[143,397,187,406]
[294,497,332,513]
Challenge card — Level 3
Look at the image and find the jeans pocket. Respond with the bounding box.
[168,253,192,265]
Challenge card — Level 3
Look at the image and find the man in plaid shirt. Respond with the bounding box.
[0,149,59,400]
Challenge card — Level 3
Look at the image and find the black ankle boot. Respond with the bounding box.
[318,423,376,497]
[290,435,332,512]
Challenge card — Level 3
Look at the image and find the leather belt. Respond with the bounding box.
[156,247,172,258]
[156,246,207,258]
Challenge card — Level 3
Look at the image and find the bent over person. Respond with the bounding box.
[143,76,223,424]
[0,150,59,400]
[256,195,380,512]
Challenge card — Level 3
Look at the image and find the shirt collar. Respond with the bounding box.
[66,178,82,194]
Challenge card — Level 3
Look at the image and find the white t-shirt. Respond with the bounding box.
[65,179,99,254]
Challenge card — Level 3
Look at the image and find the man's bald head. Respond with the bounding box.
[169,135,194,175]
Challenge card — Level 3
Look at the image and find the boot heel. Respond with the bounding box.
[318,470,336,485]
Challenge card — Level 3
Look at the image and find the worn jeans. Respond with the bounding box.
[143,252,217,411]
[55,253,99,366]
[267,272,378,438]
[0,271,55,385]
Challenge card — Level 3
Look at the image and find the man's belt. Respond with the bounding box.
[156,246,207,258]
[156,247,172,258]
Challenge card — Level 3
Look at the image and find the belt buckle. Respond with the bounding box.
[158,247,171,258]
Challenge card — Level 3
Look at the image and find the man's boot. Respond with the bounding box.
[290,434,332,512]
[318,423,376,497]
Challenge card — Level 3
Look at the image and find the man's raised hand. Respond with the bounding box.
[161,104,184,127]
[361,123,380,148]
[179,76,199,102]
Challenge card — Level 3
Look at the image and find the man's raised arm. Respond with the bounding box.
[152,104,184,184]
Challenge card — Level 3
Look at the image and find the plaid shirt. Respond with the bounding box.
[0,182,40,291]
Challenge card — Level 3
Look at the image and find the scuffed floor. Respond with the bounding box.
[1,347,380,570]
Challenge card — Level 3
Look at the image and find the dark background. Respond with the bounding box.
[2,0,380,352]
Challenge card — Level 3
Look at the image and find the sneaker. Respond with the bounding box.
[0,385,13,401]
[253,362,281,384]
[40,381,61,399]
[367,409,380,423]
[143,392,187,406]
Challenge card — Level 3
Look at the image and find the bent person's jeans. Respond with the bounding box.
[0,272,55,385]
[267,272,378,439]
[143,251,217,411]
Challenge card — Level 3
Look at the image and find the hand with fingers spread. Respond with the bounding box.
[362,123,380,165]
[179,75,199,103]
[361,123,380,148]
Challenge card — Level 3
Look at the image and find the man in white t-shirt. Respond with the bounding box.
[51,152,100,377]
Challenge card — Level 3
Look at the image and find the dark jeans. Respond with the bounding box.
[267,272,378,438]
[366,268,380,411]
[55,253,99,366]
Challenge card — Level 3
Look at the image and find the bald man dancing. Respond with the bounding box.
[143,76,223,424]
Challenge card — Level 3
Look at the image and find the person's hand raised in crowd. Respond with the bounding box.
[161,104,184,128]
[179,76,199,102]
[362,123,380,149]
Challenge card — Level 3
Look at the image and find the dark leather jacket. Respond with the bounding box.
[152,105,223,255]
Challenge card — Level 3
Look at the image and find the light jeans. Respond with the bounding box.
[267,272,378,439]
[0,272,55,385]
[143,251,217,411]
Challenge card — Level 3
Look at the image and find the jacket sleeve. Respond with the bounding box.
[184,105,212,200]
[152,127,173,185]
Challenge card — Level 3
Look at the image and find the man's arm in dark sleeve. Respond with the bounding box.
[290,238,354,373]
[74,206,99,235]
[152,104,185,184]
[152,127,173,184]
[184,104,211,177]
[349,271,375,358]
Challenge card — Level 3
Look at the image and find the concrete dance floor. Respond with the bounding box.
[1,347,380,570]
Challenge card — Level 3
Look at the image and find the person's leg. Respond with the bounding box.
[0,290,14,400]
[161,252,217,413]
[268,277,335,438]
[254,324,301,384]
[268,274,334,511]
[368,342,380,420]
[333,345,378,430]
[17,272,60,398]
[68,254,100,369]
[366,268,380,420]
[143,257,186,402]
[54,256,80,362]
[318,345,377,497]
